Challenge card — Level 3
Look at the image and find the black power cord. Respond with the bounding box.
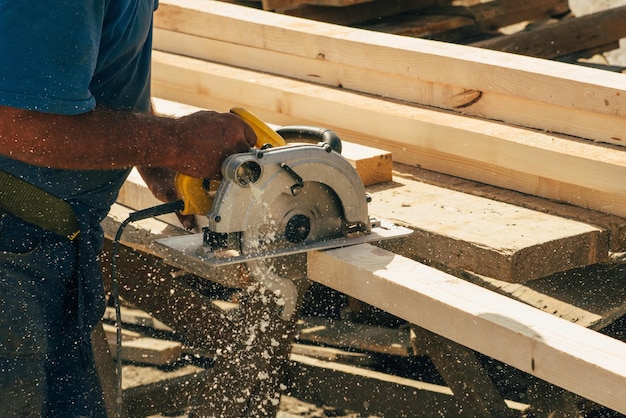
[110,200,185,417]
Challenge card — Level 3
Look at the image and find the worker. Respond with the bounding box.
[0,2,256,416]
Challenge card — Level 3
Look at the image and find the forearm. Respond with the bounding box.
[0,105,181,171]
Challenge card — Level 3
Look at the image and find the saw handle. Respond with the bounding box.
[276,126,342,154]
[174,174,214,216]
[175,107,290,216]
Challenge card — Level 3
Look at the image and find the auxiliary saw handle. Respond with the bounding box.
[276,126,342,154]
[174,107,287,216]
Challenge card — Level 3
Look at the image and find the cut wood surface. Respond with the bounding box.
[154,0,626,146]
[368,171,607,283]
[307,244,626,414]
[151,50,626,219]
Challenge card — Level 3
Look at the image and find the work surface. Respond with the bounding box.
[104,1,626,414]
[107,156,626,415]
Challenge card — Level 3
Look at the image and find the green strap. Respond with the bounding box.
[0,170,80,240]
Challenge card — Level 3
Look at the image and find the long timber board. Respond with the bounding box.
[154,0,626,147]
[307,244,626,414]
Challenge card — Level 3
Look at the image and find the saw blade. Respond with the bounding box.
[238,181,346,280]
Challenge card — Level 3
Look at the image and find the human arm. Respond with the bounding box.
[0,105,256,180]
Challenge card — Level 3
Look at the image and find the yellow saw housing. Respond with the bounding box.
[175,107,287,216]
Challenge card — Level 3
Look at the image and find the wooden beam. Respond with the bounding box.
[473,6,626,59]
[102,323,183,366]
[278,0,441,25]
[154,0,626,146]
[369,171,607,283]
[297,316,412,356]
[151,50,626,219]
[307,244,626,414]
[262,0,372,11]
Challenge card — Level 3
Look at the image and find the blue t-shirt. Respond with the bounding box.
[0,0,157,212]
[0,1,159,331]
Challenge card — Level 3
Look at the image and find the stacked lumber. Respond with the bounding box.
[217,0,626,65]
[150,0,626,284]
[102,4,626,415]
[153,0,626,221]
[141,100,610,284]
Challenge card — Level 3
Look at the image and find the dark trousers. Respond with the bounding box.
[0,213,106,417]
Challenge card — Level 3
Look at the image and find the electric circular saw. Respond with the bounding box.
[157,108,411,316]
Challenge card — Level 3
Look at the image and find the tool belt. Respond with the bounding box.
[0,170,80,240]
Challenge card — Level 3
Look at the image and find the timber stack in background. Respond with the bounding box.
[220,0,626,69]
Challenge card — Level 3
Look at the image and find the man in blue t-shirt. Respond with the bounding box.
[0,1,256,416]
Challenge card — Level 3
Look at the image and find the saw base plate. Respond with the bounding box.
[157,219,412,267]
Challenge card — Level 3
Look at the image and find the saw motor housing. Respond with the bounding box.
[203,140,372,258]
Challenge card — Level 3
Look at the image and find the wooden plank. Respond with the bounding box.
[277,0,441,25]
[151,51,626,220]
[154,0,626,146]
[262,0,373,10]
[394,164,626,254]
[150,97,392,186]
[473,6,626,59]
[297,316,412,356]
[102,323,183,366]
[364,0,568,38]
[290,343,373,365]
[307,244,626,414]
[368,170,607,283]
[103,306,174,333]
